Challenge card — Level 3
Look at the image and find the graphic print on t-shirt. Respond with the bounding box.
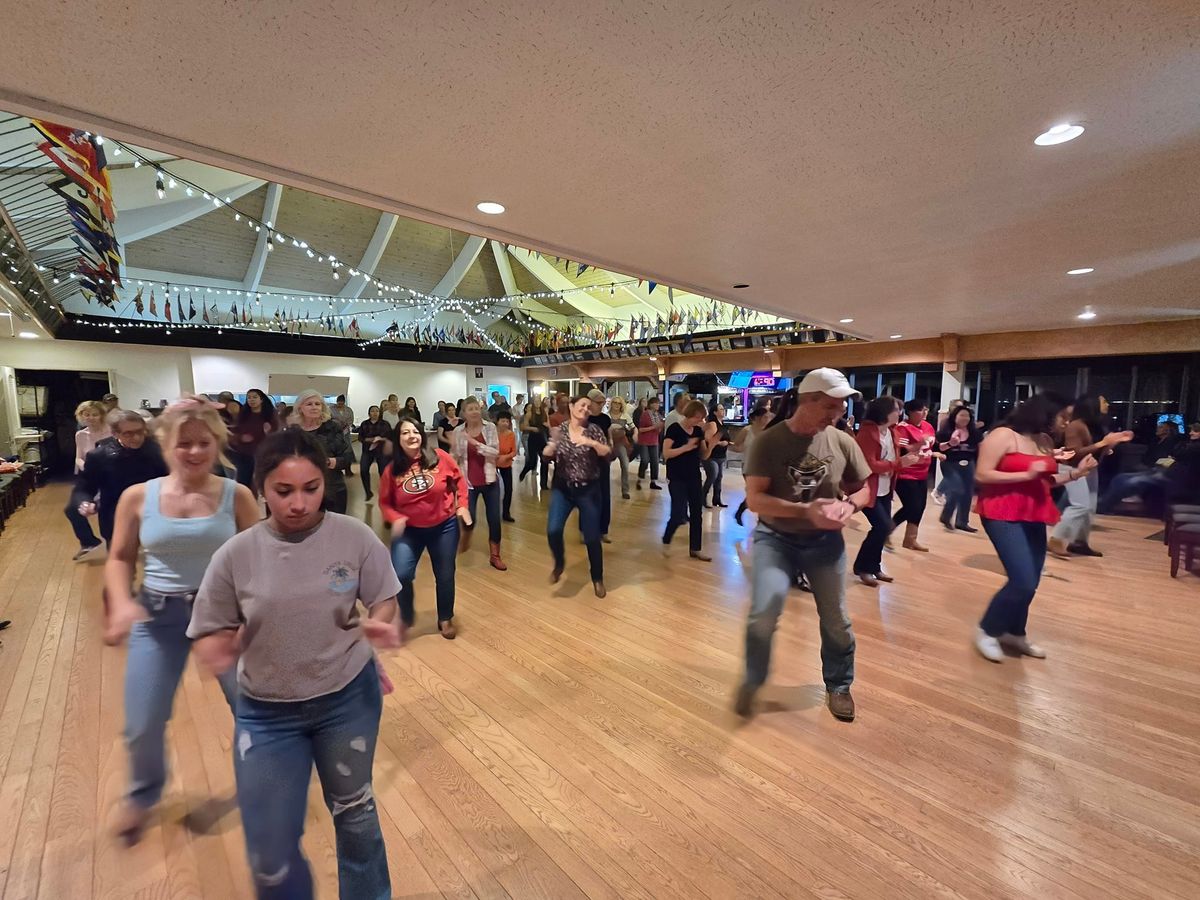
[788,451,834,502]
[324,561,358,593]
[402,468,436,494]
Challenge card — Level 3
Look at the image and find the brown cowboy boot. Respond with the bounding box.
[489,541,508,571]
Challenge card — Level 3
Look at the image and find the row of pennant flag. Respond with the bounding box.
[29,120,122,306]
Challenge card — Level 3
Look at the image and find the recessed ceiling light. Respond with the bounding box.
[1077,309,1097,320]
[476,201,505,215]
[648,356,657,361]
[889,334,903,339]
[1067,267,1094,275]
[839,318,854,324]
[18,331,38,339]
[763,348,774,354]
[1034,123,1085,146]
[732,283,750,289]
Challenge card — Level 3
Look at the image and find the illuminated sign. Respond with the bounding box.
[750,374,778,388]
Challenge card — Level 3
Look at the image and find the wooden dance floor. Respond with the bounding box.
[0,471,1198,899]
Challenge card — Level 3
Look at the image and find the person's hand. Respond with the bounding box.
[899,452,922,467]
[807,498,855,530]
[103,600,146,646]
[327,457,338,469]
[1075,454,1100,475]
[1105,430,1135,446]
[1052,447,1076,462]
[544,440,558,456]
[948,434,961,447]
[78,501,97,517]
[931,452,947,461]
[361,618,404,650]
[456,506,473,528]
[686,437,701,450]
[389,517,407,539]
[1029,456,1058,477]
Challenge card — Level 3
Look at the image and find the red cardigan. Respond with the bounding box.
[855,421,905,509]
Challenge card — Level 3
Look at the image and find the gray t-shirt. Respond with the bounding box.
[743,424,871,533]
[188,512,401,701]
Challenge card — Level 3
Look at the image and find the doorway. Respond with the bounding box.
[15,369,111,476]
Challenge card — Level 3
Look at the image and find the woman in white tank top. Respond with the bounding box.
[104,395,259,844]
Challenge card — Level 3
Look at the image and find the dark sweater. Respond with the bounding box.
[76,436,169,542]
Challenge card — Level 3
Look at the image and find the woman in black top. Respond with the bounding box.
[662,399,713,561]
[437,404,459,452]
[519,399,551,489]
[936,405,983,532]
[358,405,392,501]
[290,389,355,514]
[702,404,733,508]
[544,396,611,597]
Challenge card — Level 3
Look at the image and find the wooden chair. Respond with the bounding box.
[1169,523,1200,577]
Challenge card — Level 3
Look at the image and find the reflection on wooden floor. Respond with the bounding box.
[1,470,1198,899]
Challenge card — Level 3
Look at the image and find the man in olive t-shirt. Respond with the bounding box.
[736,368,872,722]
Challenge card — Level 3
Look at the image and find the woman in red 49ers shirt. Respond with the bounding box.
[379,415,472,639]
[891,399,944,552]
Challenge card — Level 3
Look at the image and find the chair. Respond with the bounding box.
[1169,523,1200,577]
[1164,504,1200,545]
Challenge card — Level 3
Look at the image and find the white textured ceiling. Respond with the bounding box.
[2,1,1198,340]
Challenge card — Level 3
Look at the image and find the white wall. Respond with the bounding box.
[0,336,529,426]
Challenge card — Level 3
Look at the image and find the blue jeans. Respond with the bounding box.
[637,444,660,482]
[744,525,854,692]
[467,481,502,544]
[125,589,237,808]
[548,482,604,581]
[702,458,726,505]
[234,661,389,900]
[1098,469,1167,513]
[390,515,459,624]
[980,518,1047,637]
[939,460,976,528]
[853,491,893,575]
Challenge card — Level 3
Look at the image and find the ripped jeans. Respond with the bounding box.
[233,660,390,900]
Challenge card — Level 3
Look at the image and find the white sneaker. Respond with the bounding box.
[975,629,1004,663]
[1000,635,1046,658]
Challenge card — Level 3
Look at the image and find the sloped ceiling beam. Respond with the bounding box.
[482,239,568,331]
[242,183,282,292]
[490,239,519,295]
[340,213,397,300]
[432,234,487,297]
[507,246,623,328]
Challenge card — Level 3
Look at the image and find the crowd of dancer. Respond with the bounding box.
[49,370,1195,898]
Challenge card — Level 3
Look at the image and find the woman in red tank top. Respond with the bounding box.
[973,394,1098,663]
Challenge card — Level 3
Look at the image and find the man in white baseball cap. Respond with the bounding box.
[735,367,871,722]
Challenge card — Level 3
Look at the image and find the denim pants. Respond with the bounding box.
[614,444,630,495]
[64,483,100,549]
[1098,469,1168,513]
[390,515,459,624]
[637,444,660,482]
[234,661,389,900]
[980,518,1047,637]
[891,477,928,527]
[125,589,237,809]
[702,458,726,505]
[548,482,603,581]
[744,525,854,692]
[1051,466,1097,544]
[939,460,976,527]
[664,477,703,552]
[467,481,502,543]
[853,491,893,575]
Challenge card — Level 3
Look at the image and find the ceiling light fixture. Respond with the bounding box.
[839,318,854,324]
[476,201,505,215]
[732,283,750,289]
[1034,123,1085,146]
[1067,267,1094,275]
[763,348,774,354]
[890,334,903,339]
[1077,309,1097,320]
[648,356,657,361]
[18,331,38,339]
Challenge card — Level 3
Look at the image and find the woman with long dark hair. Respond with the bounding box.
[974,393,1096,662]
[936,405,983,533]
[437,403,459,452]
[1048,394,1133,558]
[544,395,612,596]
[519,396,550,488]
[190,429,402,899]
[702,403,733,508]
[357,405,391,501]
[379,414,471,638]
[854,396,921,586]
[289,389,354,514]
[229,387,278,492]
[402,396,422,424]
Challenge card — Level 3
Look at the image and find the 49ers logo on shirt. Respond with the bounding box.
[402,470,435,494]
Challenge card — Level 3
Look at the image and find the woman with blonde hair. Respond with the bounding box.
[607,395,634,500]
[451,396,507,570]
[66,399,109,559]
[289,388,354,514]
[104,395,260,842]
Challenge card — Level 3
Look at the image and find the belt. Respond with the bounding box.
[139,587,197,611]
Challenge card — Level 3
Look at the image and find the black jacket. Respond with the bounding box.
[76,436,168,541]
